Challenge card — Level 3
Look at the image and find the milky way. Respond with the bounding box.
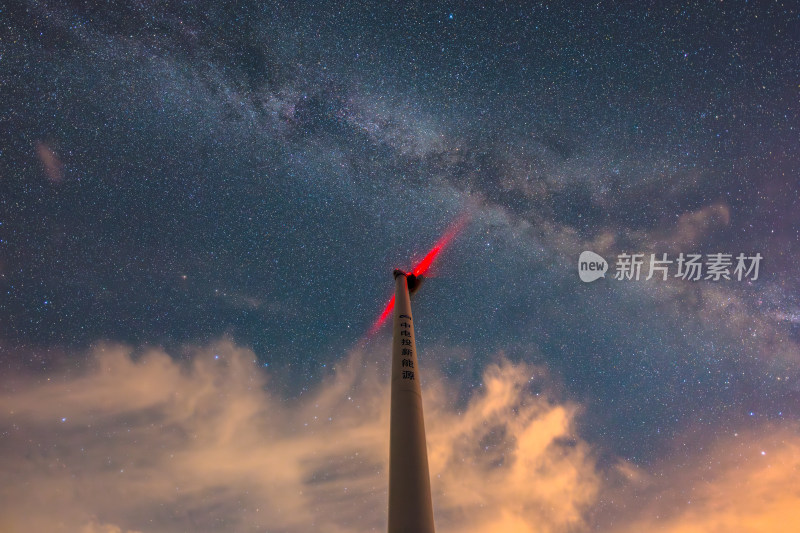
[1,2,799,532]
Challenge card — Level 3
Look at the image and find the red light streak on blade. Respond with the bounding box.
[370,295,395,335]
[368,214,470,335]
[411,215,469,277]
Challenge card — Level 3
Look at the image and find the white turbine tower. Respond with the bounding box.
[387,269,435,533]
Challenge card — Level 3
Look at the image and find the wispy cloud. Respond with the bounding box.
[610,425,800,533]
[0,340,595,533]
[2,339,796,532]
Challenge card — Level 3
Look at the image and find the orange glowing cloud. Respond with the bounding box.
[424,360,600,533]
[2,339,796,533]
[0,340,596,533]
[612,425,800,533]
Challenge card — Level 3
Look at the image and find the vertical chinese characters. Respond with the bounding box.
[398,315,415,380]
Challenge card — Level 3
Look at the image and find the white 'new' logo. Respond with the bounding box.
[578,251,608,282]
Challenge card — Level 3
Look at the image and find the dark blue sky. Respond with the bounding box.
[1,2,799,531]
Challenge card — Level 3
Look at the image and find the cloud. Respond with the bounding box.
[425,361,599,533]
[0,339,597,533]
[653,202,731,249]
[35,140,64,182]
[539,200,800,369]
[610,425,800,533]
[4,339,795,533]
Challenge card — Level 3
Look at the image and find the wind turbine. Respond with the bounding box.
[371,215,468,533]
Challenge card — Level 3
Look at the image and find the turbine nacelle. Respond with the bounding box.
[370,214,470,335]
[393,269,424,294]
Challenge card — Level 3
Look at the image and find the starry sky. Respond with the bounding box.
[1,1,799,532]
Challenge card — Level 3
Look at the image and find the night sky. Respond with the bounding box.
[2,1,799,532]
